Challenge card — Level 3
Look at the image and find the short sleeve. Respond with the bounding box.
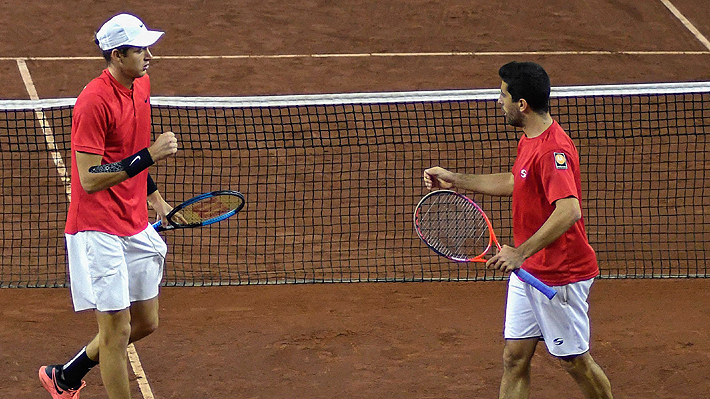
[72,93,110,155]
[538,150,578,204]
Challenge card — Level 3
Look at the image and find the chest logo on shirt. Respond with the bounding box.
[554,152,568,169]
[520,169,527,178]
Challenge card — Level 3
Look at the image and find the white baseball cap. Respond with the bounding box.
[95,14,164,51]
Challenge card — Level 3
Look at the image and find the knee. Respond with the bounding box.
[558,353,591,376]
[502,346,531,372]
[100,321,132,349]
[131,317,159,341]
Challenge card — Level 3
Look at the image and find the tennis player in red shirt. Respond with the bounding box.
[424,61,613,398]
[39,14,179,399]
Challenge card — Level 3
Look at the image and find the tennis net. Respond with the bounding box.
[1,82,708,287]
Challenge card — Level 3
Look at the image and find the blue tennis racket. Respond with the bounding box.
[153,190,245,232]
[414,190,556,300]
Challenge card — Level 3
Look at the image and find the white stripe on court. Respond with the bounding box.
[0,49,709,62]
[659,0,710,51]
[16,59,71,199]
[15,60,154,399]
[128,344,156,399]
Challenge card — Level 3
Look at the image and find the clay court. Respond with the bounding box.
[2,0,710,398]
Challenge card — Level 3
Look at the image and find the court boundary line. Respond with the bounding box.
[659,0,710,51]
[15,59,72,198]
[1,50,709,62]
[127,344,156,399]
[15,60,154,399]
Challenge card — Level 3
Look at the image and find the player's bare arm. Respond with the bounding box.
[77,131,178,194]
[486,196,581,273]
[147,190,189,226]
[424,166,514,196]
[147,190,172,226]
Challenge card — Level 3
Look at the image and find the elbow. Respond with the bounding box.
[80,178,102,194]
[556,197,582,223]
[567,202,582,223]
[83,184,100,195]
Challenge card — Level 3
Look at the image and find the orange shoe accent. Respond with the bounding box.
[38,366,86,399]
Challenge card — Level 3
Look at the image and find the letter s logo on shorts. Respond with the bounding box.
[553,338,564,346]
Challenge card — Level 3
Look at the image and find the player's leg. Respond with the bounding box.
[500,273,543,399]
[82,296,158,352]
[40,296,158,399]
[96,308,132,399]
[499,338,538,399]
[39,231,129,398]
[528,277,613,399]
[129,296,159,342]
[558,352,613,399]
[122,224,165,345]
[124,225,165,343]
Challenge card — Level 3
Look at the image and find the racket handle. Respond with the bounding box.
[514,269,557,300]
[152,220,165,232]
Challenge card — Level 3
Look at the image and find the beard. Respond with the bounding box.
[505,108,524,127]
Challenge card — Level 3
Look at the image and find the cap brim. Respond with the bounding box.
[124,30,164,48]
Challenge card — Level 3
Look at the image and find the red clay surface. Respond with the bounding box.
[2,0,710,398]
[3,280,710,399]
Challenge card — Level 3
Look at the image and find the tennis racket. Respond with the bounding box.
[414,190,556,299]
[153,190,245,232]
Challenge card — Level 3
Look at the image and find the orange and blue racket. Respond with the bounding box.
[414,190,556,299]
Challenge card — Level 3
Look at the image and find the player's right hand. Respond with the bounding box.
[149,131,178,162]
[423,166,455,190]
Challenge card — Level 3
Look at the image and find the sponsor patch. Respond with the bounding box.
[554,152,568,169]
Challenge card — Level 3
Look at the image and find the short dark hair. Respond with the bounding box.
[498,61,551,113]
[94,37,132,62]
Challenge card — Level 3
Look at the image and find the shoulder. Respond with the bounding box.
[542,122,576,152]
[77,75,113,104]
[74,81,115,120]
[75,89,109,115]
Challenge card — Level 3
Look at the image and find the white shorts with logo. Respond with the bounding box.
[504,272,594,357]
[66,225,167,312]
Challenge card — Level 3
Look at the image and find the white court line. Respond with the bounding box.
[659,0,710,51]
[127,344,156,399]
[15,60,154,399]
[15,59,71,199]
[0,49,709,62]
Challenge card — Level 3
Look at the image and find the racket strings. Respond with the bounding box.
[418,195,490,259]
[177,195,244,224]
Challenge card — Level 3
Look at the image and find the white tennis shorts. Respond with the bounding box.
[66,225,167,312]
[504,272,594,357]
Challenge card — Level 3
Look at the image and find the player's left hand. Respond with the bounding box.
[149,193,186,227]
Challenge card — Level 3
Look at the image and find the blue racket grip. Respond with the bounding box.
[514,269,557,300]
[152,220,168,232]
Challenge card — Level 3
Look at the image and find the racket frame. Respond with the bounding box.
[153,190,245,232]
[414,190,556,300]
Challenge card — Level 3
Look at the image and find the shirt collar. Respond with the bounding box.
[102,69,133,95]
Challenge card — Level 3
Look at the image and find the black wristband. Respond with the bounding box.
[147,173,158,195]
[120,148,154,177]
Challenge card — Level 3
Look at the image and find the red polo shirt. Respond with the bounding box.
[512,120,599,285]
[65,69,152,236]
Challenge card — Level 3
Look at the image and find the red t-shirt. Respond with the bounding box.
[65,69,152,236]
[512,120,599,285]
